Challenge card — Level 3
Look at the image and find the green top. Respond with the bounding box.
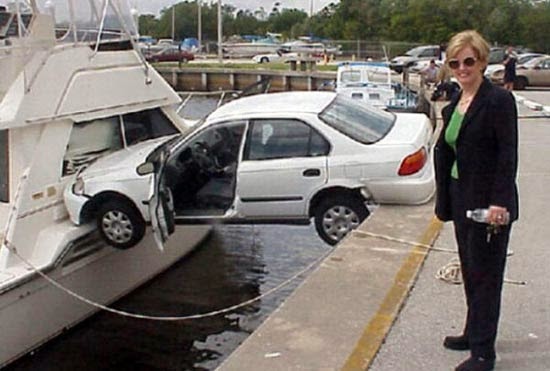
[445,109,464,179]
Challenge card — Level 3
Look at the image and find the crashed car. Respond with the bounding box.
[65,92,435,248]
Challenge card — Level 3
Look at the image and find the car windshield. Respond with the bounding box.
[523,56,546,68]
[319,95,395,144]
[405,46,425,57]
[518,54,541,64]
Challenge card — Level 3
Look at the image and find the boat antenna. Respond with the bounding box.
[383,44,391,85]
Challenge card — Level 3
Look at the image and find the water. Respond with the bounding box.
[7,224,329,370]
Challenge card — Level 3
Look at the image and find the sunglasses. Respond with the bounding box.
[448,57,477,69]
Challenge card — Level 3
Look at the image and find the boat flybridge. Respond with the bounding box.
[0,0,210,366]
[335,61,419,112]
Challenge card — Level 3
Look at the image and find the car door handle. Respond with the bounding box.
[303,168,321,177]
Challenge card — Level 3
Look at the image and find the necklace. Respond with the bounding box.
[459,95,473,106]
[458,92,475,112]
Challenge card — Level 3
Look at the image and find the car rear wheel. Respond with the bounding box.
[260,57,269,63]
[514,76,528,90]
[314,195,369,245]
[96,200,146,249]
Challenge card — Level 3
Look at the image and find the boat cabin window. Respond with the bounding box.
[63,117,123,176]
[341,71,362,84]
[0,129,8,202]
[121,109,178,146]
[63,109,179,176]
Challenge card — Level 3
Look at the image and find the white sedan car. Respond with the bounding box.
[252,51,298,63]
[65,92,435,248]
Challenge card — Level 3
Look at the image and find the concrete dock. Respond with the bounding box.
[218,89,550,370]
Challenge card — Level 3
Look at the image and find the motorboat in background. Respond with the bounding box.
[279,39,342,57]
[222,33,282,58]
[0,0,210,367]
[335,61,419,112]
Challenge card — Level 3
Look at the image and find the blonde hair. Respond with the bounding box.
[446,30,490,65]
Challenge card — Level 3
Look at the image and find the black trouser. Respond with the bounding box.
[450,179,511,360]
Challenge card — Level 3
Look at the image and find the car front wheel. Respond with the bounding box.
[314,195,369,245]
[96,200,146,249]
[514,76,528,90]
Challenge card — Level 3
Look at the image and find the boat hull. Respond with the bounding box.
[0,226,210,368]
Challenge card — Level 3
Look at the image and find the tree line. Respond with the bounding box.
[139,0,550,53]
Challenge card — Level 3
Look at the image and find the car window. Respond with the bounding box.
[122,108,178,146]
[63,117,123,175]
[245,119,329,160]
[0,129,8,202]
[319,95,395,144]
[418,48,436,57]
[405,46,423,57]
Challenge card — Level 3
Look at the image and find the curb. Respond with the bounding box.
[341,217,443,370]
[514,92,549,115]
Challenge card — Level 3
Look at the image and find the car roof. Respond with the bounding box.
[207,91,336,120]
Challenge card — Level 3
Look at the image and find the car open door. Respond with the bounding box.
[148,149,175,251]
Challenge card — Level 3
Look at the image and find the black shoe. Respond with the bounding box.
[454,356,495,371]
[444,335,470,350]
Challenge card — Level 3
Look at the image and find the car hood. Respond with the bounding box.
[78,136,174,179]
[390,56,417,65]
[379,113,432,147]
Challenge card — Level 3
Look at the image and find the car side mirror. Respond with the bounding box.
[137,162,155,175]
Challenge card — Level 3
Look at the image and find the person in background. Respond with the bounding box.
[434,30,519,371]
[503,46,517,91]
[421,59,439,87]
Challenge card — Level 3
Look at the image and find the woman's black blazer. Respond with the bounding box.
[434,78,519,222]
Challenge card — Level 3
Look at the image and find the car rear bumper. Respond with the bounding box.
[367,162,436,205]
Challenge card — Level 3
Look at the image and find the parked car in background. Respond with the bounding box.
[390,45,441,73]
[252,50,298,63]
[488,55,550,89]
[485,53,545,81]
[144,46,195,63]
[65,92,435,247]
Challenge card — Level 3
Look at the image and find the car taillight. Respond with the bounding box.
[398,148,427,176]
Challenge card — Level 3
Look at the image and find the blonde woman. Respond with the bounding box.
[434,30,519,371]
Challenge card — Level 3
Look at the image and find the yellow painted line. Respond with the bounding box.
[341,216,443,371]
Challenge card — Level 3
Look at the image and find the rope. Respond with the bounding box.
[435,258,463,284]
[352,229,457,253]
[4,223,525,322]
[4,239,335,321]
[351,229,526,286]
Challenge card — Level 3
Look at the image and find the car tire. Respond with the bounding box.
[314,195,369,245]
[260,57,269,63]
[96,199,146,250]
[514,76,528,90]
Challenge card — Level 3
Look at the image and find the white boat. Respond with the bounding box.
[335,61,419,112]
[222,35,281,58]
[280,40,342,56]
[0,1,210,367]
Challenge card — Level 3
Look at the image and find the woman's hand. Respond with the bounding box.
[488,205,509,225]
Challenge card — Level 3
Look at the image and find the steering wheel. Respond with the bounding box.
[191,141,221,175]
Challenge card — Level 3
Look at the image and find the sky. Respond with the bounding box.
[135,0,338,17]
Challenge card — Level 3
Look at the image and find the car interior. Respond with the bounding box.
[165,122,245,217]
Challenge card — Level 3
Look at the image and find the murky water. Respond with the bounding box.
[7,224,329,370]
